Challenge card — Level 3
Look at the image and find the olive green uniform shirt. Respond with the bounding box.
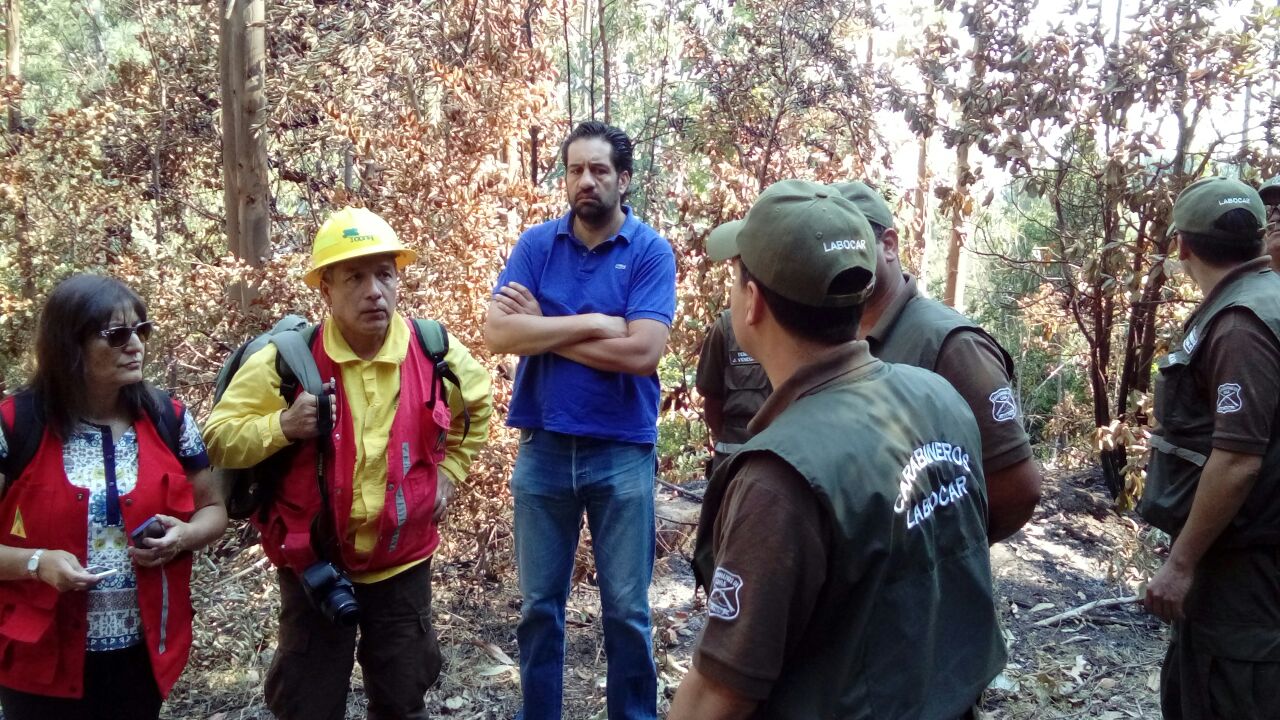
[867,274,1032,472]
[692,342,1005,719]
[1136,258,1280,720]
[695,310,772,450]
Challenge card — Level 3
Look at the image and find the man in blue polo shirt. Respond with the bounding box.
[485,121,676,720]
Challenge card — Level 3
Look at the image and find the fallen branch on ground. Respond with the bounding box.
[1033,595,1141,627]
[656,478,703,502]
[656,513,699,527]
[213,556,270,589]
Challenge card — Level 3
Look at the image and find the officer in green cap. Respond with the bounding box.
[834,181,1042,544]
[1137,177,1280,719]
[669,180,1005,720]
[1260,175,1280,271]
[696,315,771,475]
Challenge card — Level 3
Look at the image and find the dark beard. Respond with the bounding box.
[573,197,614,227]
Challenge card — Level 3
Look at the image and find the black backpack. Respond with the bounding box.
[0,387,184,488]
[212,316,466,521]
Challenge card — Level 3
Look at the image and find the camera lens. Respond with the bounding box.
[326,590,360,627]
[301,562,361,627]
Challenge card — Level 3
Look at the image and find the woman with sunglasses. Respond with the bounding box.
[0,274,227,720]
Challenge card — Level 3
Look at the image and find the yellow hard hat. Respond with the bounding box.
[304,207,418,288]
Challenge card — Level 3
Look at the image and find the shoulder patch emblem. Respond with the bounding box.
[728,350,758,366]
[707,567,744,621]
[1216,383,1243,414]
[989,387,1018,422]
[1182,326,1200,355]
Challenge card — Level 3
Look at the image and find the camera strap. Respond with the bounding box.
[308,391,342,565]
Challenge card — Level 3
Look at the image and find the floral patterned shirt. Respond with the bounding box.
[0,409,208,651]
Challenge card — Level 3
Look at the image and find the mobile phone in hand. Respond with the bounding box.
[129,516,165,547]
[84,565,120,579]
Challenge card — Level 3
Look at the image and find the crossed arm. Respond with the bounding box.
[484,281,669,376]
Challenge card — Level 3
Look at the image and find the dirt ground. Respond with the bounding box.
[163,467,1169,719]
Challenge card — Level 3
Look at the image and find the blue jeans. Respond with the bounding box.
[512,429,658,720]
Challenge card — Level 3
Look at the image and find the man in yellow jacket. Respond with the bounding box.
[205,208,492,720]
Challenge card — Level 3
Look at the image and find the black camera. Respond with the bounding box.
[300,562,360,627]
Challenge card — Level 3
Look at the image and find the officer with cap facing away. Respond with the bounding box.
[1259,175,1280,271]
[205,208,493,720]
[834,181,1041,544]
[1137,178,1280,720]
[695,308,772,476]
[669,180,1005,720]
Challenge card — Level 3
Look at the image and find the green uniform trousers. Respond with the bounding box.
[1160,545,1280,720]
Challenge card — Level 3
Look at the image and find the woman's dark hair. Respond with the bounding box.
[31,274,156,439]
[1180,209,1264,267]
[560,121,634,177]
[738,261,863,346]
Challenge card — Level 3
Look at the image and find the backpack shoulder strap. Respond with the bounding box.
[143,387,184,460]
[0,391,46,484]
[271,326,325,398]
[413,319,449,364]
[214,315,313,404]
[411,319,469,439]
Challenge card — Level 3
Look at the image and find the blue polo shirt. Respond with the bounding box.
[494,207,676,444]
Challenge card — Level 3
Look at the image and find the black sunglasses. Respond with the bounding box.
[98,321,155,348]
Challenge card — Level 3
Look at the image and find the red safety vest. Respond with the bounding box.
[0,400,195,699]
[255,318,453,574]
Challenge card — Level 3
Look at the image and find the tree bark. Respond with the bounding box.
[561,0,573,127]
[945,0,987,308]
[912,134,928,274]
[1268,27,1279,146]
[943,141,968,307]
[219,0,243,263]
[5,0,20,133]
[5,0,32,300]
[343,143,354,192]
[585,0,595,120]
[529,126,540,183]
[598,0,611,123]
[238,0,270,267]
[139,3,168,243]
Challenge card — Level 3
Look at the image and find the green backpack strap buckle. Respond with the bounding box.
[411,319,469,440]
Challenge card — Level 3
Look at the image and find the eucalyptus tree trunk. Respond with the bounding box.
[4,0,19,133]
[943,0,987,308]
[5,0,32,300]
[238,0,270,266]
[219,0,243,263]
[598,0,611,123]
[219,0,270,269]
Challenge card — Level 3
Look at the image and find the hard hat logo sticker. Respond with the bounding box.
[340,227,377,244]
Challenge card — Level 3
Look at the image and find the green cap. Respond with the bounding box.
[1260,176,1280,204]
[705,179,877,308]
[1171,177,1265,244]
[832,181,894,231]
